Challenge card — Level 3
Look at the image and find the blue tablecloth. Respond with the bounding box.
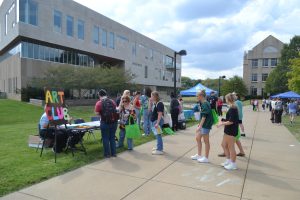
[183,110,194,119]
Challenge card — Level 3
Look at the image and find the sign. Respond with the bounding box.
[44,88,70,126]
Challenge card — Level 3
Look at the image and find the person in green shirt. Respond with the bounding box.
[191,90,213,163]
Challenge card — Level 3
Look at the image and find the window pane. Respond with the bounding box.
[252,59,258,67]
[109,32,114,49]
[29,0,38,25]
[33,44,39,59]
[27,43,33,58]
[54,10,62,32]
[19,0,26,22]
[263,58,268,66]
[77,20,84,40]
[66,16,74,37]
[102,29,107,47]
[39,45,44,60]
[144,66,148,78]
[21,42,28,57]
[271,58,277,66]
[93,26,99,44]
[44,47,50,61]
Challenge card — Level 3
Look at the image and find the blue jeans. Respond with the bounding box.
[151,120,163,151]
[143,109,151,135]
[135,108,141,128]
[100,122,117,157]
[118,128,133,150]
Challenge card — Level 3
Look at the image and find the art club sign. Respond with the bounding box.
[44,88,70,125]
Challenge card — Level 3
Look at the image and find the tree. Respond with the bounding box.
[287,54,300,93]
[222,76,248,97]
[181,76,200,90]
[266,36,300,95]
[31,65,134,98]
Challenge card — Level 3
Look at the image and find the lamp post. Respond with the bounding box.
[174,50,187,96]
[218,75,226,97]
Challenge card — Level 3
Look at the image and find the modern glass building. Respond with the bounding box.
[0,0,182,100]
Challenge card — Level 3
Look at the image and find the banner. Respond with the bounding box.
[44,88,70,126]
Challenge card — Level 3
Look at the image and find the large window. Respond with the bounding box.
[263,58,269,67]
[66,15,74,37]
[262,73,268,82]
[271,58,277,66]
[251,59,258,68]
[102,29,107,47]
[165,55,174,68]
[93,26,99,44]
[251,73,257,82]
[77,19,84,40]
[20,0,38,26]
[109,32,115,49]
[53,10,62,32]
[20,41,94,67]
[251,87,257,96]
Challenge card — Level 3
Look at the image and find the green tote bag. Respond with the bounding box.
[125,116,141,139]
[212,109,219,125]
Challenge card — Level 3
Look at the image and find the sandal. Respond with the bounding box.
[237,153,245,157]
[218,153,226,157]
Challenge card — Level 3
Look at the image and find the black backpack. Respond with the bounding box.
[101,98,119,124]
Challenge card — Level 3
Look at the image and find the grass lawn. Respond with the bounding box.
[282,114,300,142]
[0,99,197,196]
[182,96,197,103]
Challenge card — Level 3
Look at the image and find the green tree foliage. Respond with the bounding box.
[222,76,248,97]
[181,76,201,90]
[31,65,133,98]
[266,36,300,95]
[287,54,300,93]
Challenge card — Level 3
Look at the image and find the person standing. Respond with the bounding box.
[208,91,218,113]
[191,90,213,163]
[95,89,119,158]
[170,92,180,131]
[217,97,223,116]
[141,87,152,136]
[133,91,141,128]
[117,95,135,150]
[270,98,276,123]
[217,93,239,170]
[274,98,283,125]
[262,98,266,111]
[266,98,270,110]
[150,91,164,155]
[288,100,298,125]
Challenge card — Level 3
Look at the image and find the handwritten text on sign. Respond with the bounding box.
[45,88,70,125]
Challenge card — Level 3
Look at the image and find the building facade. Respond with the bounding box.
[243,35,284,97]
[0,0,182,100]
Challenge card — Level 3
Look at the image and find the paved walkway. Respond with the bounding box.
[2,107,300,200]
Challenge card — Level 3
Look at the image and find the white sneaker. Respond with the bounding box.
[152,150,164,155]
[152,147,157,151]
[191,154,202,160]
[198,157,209,163]
[224,162,237,170]
[221,159,230,167]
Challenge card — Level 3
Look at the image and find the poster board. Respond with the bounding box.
[44,88,70,126]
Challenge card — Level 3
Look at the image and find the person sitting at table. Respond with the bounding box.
[39,107,68,153]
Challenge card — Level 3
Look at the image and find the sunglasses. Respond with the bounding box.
[122,100,128,103]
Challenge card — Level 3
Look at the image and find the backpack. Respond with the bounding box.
[101,98,119,124]
[275,101,283,111]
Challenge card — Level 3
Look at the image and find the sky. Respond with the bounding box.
[72,0,300,80]
[3,0,299,80]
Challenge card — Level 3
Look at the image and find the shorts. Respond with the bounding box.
[238,120,243,124]
[200,128,211,135]
[289,110,296,114]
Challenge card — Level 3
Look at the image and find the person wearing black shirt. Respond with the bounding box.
[170,92,180,131]
[217,93,239,170]
[150,91,164,155]
[208,91,218,112]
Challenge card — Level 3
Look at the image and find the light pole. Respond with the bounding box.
[174,50,187,96]
[218,75,226,97]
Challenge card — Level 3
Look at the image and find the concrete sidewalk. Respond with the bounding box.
[2,107,300,200]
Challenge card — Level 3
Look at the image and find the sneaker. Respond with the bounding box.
[224,162,237,170]
[191,154,202,160]
[152,147,157,151]
[221,159,230,167]
[197,157,209,163]
[218,153,226,157]
[152,150,164,155]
